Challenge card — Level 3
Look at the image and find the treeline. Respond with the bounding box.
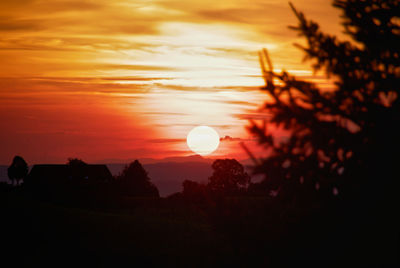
[4,156,268,208]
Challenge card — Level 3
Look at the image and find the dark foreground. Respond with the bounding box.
[1,185,398,267]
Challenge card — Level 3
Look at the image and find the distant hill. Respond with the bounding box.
[149,155,213,164]
[98,154,214,165]
[0,157,213,196]
[0,155,258,197]
[107,156,257,197]
[144,161,212,197]
[0,165,8,183]
[104,155,214,197]
[107,161,212,197]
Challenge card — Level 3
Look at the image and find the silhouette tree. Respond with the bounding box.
[208,159,250,195]
[67,158,87,181]
[67,158,87,166]
[117,160,159,197]
[182,179,208,203]
[8,156,28,186]
[247,0,400,204]
[243,2,400,265]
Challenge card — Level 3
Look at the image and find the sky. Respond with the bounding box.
[0,0,344,164]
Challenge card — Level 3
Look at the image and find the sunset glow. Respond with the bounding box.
[0,0,343,164]
[3,2,397,265]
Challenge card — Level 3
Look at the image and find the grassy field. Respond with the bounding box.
[2,185,398,267]
[1,188,233,267]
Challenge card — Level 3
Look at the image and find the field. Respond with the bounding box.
[1,187,230,267]
[2,184,398,267]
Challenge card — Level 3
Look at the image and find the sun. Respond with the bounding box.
[186,126,220,156]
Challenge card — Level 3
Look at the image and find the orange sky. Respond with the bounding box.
[0,0,343,164]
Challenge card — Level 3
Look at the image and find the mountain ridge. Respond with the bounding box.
[0,155,256,197]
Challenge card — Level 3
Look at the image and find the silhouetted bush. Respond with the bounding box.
[115,160,159,197]
[245,0,399,266]
[182,179,209,204]
[248,0,399,204]
[208,159,250,196]
[67,157,87,181]
[8,155,28,186]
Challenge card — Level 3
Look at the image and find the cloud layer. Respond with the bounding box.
[0,0,343,163]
